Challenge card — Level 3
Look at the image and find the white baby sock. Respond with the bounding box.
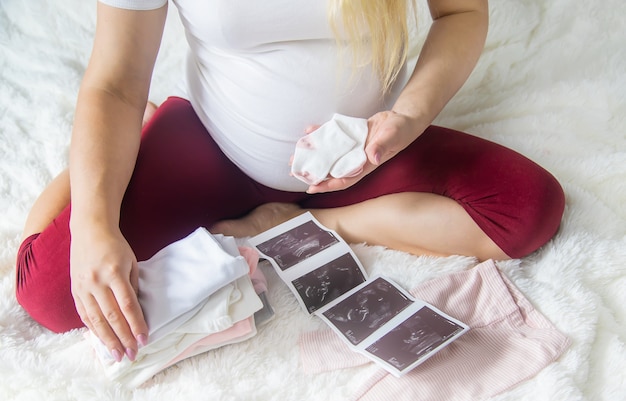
[291,114,368,185]
[329,113,368,178]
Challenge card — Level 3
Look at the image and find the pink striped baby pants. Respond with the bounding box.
[299,260,570,401]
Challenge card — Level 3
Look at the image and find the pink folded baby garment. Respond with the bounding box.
[291,113,368,185]
[299,260,570,401]
[162,317,256,370]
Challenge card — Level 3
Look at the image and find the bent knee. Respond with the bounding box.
[15,234,82,333]
[464,169,565,259]
[511,170,565,257]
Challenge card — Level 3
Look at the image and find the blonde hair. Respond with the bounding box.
[328,0,417,94]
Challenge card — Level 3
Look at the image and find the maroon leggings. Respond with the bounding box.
[15,97,565,333]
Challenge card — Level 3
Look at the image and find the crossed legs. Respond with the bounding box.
[23,176,509,266]
[17,97,565,332]
[210,193,510,261]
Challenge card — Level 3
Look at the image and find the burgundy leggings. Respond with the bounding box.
[15,97,565,333]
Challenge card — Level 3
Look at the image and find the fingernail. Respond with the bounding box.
[111,348,123,363]
[136,333,148,347]
[126,347,137,362]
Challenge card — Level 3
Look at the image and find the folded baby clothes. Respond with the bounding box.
[88,227,263,388]
[299,260,570,401]
[161,248,275,363]
[138,227,251,342]
[94,274,262,388]
[291,113,368,185]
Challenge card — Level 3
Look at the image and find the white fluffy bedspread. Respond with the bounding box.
[1,1,625,400]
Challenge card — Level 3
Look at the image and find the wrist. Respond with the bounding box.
[69,203,120,235]
[391,91,435,131]
[389,106,431,137]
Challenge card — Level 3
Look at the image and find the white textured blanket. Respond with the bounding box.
[1,1,625,400]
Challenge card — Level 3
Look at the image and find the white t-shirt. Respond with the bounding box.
[98,0,409,191]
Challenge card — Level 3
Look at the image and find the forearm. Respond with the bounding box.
[68,4,166,234]
[392,1,489,132]
[69,86,144,233]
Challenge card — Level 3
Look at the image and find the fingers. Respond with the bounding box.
[127,261,148,346]
[77,291,131,362]
[73,256,148,363]
[365,128,400,166]
[366,110,421,167]
[75,298,96,334]
[304,124,321,134]
[112,272,148,347]
[365,143,384,166]
[365,116,397,166]
[76,281,146,363]
[129,258,140,295]
[76,298,129,363]
[306,163,375,194]
[307,179,349,194]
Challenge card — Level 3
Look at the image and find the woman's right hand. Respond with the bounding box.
[70,226,148,362]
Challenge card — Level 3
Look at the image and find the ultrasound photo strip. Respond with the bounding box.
[314,276,469,377]
[248,212,368,314]
[249,213,467,376]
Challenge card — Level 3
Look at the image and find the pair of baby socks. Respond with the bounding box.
[291,113,368,186]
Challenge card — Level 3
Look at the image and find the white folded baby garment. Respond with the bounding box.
[88,227,258,385]
[291,113,368,185]
[137,227,251,342]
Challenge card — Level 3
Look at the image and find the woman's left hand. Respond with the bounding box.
[306,110,424,193]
